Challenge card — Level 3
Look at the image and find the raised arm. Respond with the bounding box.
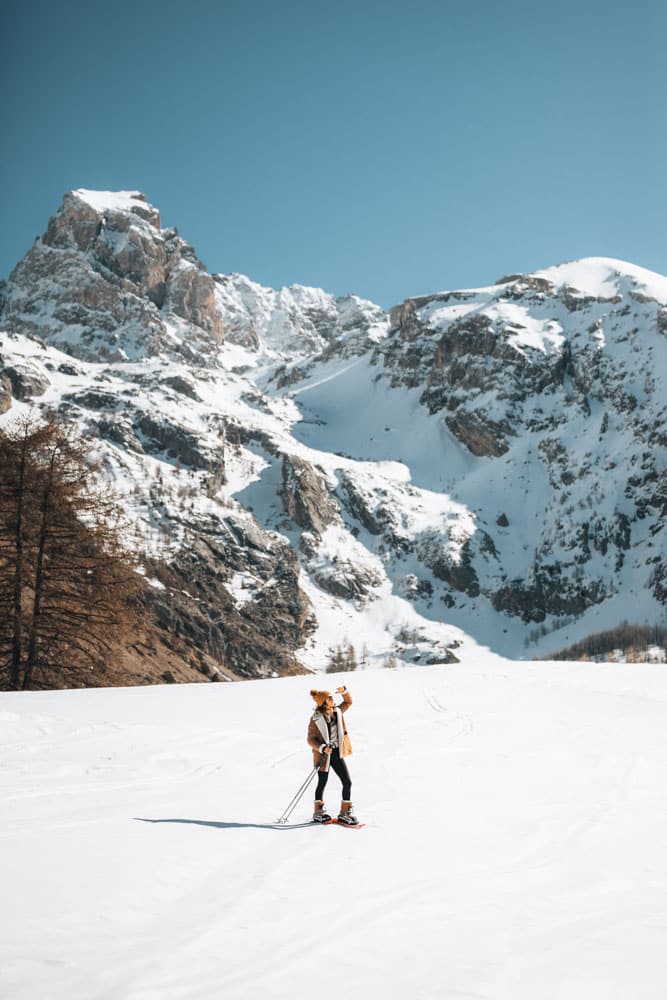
[337,685,352,713]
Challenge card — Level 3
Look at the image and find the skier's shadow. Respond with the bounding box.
[134,817,312,830]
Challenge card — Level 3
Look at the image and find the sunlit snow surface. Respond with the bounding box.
[2,659,667,999]
[73,189,154,215]
[534,256,667,301]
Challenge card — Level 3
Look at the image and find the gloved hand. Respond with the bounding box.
[335,686,347,694]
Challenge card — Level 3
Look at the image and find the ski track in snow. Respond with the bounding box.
[3,661,667,1000]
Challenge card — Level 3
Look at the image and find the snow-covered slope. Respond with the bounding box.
[1,191,667,674]
[2,658,667,999]
[284,256,667,656]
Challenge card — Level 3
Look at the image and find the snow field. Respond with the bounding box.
[2,657,667,999]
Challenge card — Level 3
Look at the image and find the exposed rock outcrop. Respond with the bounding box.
[144,516,315,679]
[281,455,340,534]
[444,411,511,458]
[0,373,12,413]
[311,560,384,601]
[0,360,50,400]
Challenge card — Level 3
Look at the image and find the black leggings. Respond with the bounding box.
[315,748,352,801]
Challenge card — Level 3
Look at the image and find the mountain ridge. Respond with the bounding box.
[1,189,666,685]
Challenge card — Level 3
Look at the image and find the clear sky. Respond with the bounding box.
[3,0,666,308]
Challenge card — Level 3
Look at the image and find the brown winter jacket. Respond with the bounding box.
[307,688,353,771]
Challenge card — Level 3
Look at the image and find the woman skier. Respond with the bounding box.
[307,685,359,825]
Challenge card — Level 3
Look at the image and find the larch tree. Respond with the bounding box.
[0,415,142,690]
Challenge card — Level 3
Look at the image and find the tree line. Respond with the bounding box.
[549,622,667,663]
[0,416,141,690]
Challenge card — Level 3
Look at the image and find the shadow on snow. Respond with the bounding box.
[134,817,313,830]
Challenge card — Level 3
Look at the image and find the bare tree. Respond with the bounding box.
[324,640,358,674]
[0,415,142,690]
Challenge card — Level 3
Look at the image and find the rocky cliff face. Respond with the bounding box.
[2,192,666,680]
[367,260,667,636]
[0,190,222,362]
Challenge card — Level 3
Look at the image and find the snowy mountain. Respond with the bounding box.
[1,189,666,682]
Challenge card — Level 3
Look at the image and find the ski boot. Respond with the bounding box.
[313,800,331,823]
[338,800,360,825]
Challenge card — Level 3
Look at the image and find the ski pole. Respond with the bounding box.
[275,766,317,824]
[275,760,322,825]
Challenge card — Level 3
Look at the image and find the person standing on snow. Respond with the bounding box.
[307,685,359,825]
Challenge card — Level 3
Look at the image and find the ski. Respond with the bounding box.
[322,818,366,829]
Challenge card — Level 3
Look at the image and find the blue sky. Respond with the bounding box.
[2,0,666,307]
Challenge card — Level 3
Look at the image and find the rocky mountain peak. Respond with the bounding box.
[0,189,222,363]
[0,190,391,373]
[47,190,163,250]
